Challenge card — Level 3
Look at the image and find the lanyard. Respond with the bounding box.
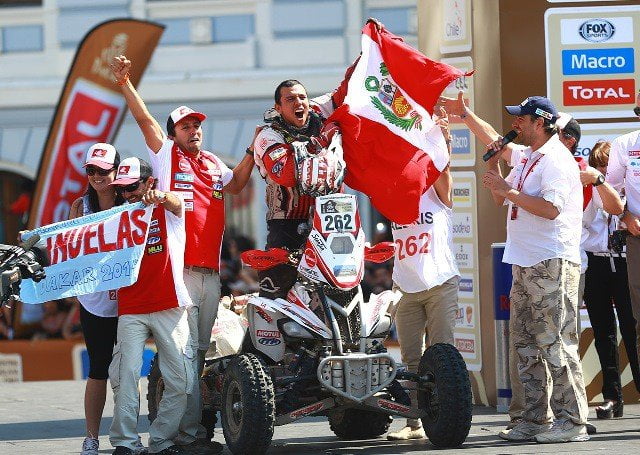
[515,153,543,192]
[510,153,543,220]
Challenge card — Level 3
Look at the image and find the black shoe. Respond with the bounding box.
[596,400,623,419]
[586,422,597,435]
[155,445,186,455]
[113,447,135,455]
[180,439,223,455]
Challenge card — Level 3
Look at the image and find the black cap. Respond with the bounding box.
[505,96,559,123]
[561,118,581,144]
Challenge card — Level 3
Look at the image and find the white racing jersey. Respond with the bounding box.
[391,187,459,293]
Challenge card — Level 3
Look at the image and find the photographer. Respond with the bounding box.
[581,141,640,419]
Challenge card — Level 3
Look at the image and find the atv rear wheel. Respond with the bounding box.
[221,353,275,454]
[328,409,392,440]
[417,343,472,448]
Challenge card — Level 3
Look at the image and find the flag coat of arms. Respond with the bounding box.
[329,23,472,224]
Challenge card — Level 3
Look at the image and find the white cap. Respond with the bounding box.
[556,112,572,130]
[111,157,151,186]
[84,143,117,170]
[169,105,207,125]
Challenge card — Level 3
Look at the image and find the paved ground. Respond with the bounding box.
[0,380,639,454]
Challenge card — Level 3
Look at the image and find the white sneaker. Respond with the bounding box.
[80,437,99,455]
[132,436,148,454]
[535,418,589,443]
[499,421,551,441]
[387,425,426,440]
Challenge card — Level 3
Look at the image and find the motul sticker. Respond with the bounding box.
[289,401,324,419]
[256,330,280,338]
[377,399,410,413]
[304,247,317,268]
[562,79,634,106]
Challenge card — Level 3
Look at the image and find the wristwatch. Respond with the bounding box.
[593,173,605,186]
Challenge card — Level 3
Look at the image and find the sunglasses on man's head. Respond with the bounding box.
[86,166,114,176]
[117,179,144,193]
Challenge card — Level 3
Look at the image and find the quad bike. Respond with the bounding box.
[192,193,473,454]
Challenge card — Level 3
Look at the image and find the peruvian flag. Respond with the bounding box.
[329,23,471,224]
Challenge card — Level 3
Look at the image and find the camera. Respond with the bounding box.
[609,229,628,255]
[0,234,49,306]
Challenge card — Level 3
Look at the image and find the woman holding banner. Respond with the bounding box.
[68,143,138,455]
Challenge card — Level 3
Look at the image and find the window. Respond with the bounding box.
[212,14,254,43]
[2,25,43,52]
[367,7,416,35]
[272,0,344,38]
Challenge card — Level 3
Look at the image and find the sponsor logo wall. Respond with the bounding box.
[545,5,640,119]
[442,56,476,167]
[452,171,481,371]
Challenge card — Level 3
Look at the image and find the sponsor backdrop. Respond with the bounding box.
[451,171,481,371]
[419,0,640,407]
[545,5,640,119]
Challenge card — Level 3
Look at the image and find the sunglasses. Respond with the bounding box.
[86,166,114,176]
[561,132,575,140]
[117,179,144,193]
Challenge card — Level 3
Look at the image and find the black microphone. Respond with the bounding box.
[482,130,518,162]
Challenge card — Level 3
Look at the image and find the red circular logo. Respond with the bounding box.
[179,158,190,172]
[304,248,317,268]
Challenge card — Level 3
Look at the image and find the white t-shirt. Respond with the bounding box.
[502,134,582,267]
[606,128,640,215]
[392,187,459,292]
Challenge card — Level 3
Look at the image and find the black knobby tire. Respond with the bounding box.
[221,353,275,454]
[147,354,163,423]
[328,409,392,440]
[418,343,472,448]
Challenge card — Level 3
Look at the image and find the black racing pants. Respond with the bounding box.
[583,252,640,401]
[258,219,308,300]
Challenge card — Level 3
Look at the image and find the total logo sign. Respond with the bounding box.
[563,79,635,106]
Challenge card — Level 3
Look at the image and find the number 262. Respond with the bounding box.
[395,233,431,260]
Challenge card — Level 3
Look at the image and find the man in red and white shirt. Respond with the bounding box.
[111,56,254,451]
[108,157,193,455]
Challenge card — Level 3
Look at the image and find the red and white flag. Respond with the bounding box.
[329,23,471,224]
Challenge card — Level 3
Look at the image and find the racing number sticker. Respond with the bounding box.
[395,233,431,260]
[322,213,353,232]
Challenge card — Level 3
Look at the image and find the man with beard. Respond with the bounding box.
[482,96,589,443]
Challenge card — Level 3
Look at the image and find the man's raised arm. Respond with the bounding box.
[110,55,164,153]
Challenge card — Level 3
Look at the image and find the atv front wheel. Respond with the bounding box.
[221,353,275,454]
[328,409,392,440]
[417,343,472,448]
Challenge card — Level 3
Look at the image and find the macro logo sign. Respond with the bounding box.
[578,19,615,42]
[562,48,634,76]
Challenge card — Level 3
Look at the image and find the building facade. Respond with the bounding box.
[0,0,417,244]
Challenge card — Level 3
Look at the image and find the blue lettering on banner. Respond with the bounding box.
[562,48,634,75]
[451,129,471,155]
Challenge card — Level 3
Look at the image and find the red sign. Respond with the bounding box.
[37,82,123,225]
[563,79,635,106]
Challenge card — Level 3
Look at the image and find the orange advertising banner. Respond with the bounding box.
[28,19,164,228]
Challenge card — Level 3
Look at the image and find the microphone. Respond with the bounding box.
[482,130,518,162]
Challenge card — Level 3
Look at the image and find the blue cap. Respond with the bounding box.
[505,96,559,123]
